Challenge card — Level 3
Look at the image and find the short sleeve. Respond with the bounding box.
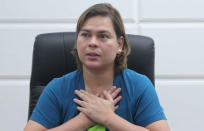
[134,76,167,127]
[30,78,63,129]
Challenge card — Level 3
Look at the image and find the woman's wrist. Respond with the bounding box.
[77,113,96,130]
[102,112,116,127]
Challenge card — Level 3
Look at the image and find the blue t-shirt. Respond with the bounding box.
[30,69,166,129]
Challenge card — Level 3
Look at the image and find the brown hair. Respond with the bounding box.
[71,3,131,74]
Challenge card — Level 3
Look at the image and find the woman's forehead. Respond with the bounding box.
[80,16,115,34]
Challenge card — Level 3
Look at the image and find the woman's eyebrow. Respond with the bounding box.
[80,29,90,32]
[98,30,111,34]
[80,29,111,34]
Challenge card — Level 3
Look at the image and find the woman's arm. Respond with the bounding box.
[74,90,170,131]
[104,112,149,131]
[104,114,169,131]
[24,87,121,131]
[146,120,170,131]
[24,112,93,131]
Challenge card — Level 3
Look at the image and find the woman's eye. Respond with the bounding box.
[99,34,109,39]
[81,33,89,38]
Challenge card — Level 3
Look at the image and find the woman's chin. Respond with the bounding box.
[82,61,114,71]
[83,62,103,70]
[84,65,101,70]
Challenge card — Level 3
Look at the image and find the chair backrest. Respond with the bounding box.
[28,32,155,119]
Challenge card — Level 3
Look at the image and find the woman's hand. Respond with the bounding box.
[74,86,121,128]
[97,86,122,110]
[74,88,122,125]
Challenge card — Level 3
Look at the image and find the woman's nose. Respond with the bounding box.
[89,36,98,47]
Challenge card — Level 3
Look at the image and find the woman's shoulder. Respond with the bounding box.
[44,70,81,92]
[122,68,150,83]
[61,70,81,81]
[121,68,154,93]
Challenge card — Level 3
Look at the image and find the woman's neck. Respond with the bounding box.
[82,66,114,94]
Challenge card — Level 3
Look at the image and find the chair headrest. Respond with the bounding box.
[30,32,154,86]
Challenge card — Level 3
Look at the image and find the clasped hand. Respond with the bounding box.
[73,86,122,126]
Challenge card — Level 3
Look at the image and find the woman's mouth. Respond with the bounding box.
[87,53,100,59]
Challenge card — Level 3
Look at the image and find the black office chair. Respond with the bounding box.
[28,32,155,119]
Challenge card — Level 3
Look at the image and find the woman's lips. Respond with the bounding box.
[87,53,99,56]
[86,53,100,59]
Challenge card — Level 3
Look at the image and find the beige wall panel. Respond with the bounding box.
[156,79,204,131]
[140,23,204,77]
[140,0,204,20]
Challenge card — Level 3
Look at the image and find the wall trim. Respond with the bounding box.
[0,18,136,24]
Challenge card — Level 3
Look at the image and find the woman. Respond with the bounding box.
[24,3,170,131]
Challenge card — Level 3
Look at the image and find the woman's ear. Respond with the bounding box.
[117,36,124,53]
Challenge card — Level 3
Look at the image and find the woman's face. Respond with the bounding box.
[76,16,123,71]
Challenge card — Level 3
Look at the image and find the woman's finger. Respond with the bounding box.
[108,86,116,94]
[77,106,87,114]
[111,87,121,99]
[95,93,100,97]
[113,95,122,105]
[104,90,113,101]
[75,90,89,101]
[114,105,119,111]
[80,90,96,99]
[73,98,88,107]
[99,93,105,99]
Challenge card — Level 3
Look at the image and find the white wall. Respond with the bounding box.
[0,0,203,130]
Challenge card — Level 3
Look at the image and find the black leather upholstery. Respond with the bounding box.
[28,32,155,119]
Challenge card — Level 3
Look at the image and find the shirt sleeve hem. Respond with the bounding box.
[136,111,167,127]
[30,115,53,129]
